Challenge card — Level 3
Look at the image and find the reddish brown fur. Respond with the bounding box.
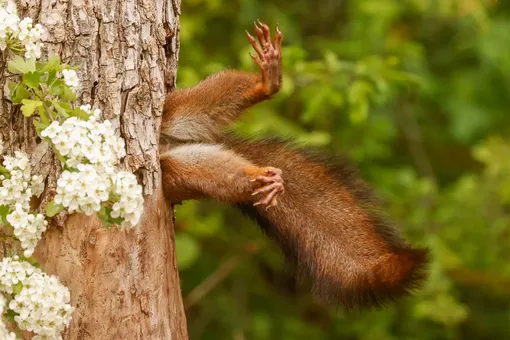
[159,22,428,309]
[226,137,428,308]
[161,70,262,143]
[160,143,283,208]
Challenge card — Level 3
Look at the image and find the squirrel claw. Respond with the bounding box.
[251,167,284,208]
[246,20,283,96]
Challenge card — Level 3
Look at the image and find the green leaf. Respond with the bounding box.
[12,282,23,294]
[5,309,18,323]
[53,100,71,118]
[41,55,62,72]
[49,78,77,102]
[19,254,41,268]
[98,208,123,229]
[7,55,36,74]
[33,119,49,134]
[71,107,91,120]
[20,99,43,117]
[7,81,17,93]
[55,152,66,164]
[0,205,10,224]
[301,87,329,123]
[185,206,223,237]
[56,100,72,111]
[102,205,124,226]
[32,88,44,98]
[39,107,51,125]
[49,79,66,96]
[98,216,113,229]
[10,84,31,104]
[61,86,77,102]
[175,233,201,270]
[22,71,42,90]
[46,201,64,217]
[45,70,57,85]
[348,80,372,104]
[0,165,10,179]
[349,101,369,124]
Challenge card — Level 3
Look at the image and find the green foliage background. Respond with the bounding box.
[173,0,510,338]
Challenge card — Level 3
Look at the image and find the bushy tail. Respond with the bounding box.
[226,136,429,309]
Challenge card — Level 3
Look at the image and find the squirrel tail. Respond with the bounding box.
[226,136,429,309]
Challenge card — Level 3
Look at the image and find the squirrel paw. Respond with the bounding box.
[250,167,284,209]
[245,20,283,96]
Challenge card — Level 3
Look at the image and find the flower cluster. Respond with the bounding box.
[0,256,36,294]
[41,113,143,228]
[0,1,44,59]
[17,17,44,59]
[79,104,102,119]
[54,165,110,216]
[0,0,146,336]
[7,204,48,257]
[0,151,44,210]
[0,1,20,48]
[0,151,47,256]
[41,116,126,169]
[0,294,16,340]
[111,172,144,228]
[0,257,73,339]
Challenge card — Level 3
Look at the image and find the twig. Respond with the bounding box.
[396,97,437,186]
[184,256,243,310]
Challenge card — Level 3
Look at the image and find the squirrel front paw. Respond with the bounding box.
[245,20,283,97]
[249,167,284,209]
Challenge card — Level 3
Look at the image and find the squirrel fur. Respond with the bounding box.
[159,21,428,309]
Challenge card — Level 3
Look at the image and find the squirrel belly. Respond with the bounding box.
[224,136,429,309]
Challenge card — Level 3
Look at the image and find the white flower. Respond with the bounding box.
[41,115,126,170]
[0,294,17,340]
[24,40,42,59]
[40,108,143,228]
[0,256,34,293]
[17,17,32,41]
[0,151,42,210]
[4,0,17,15]
[55,165,111,215]
[7,204,47,256]
[0,1,20,44]
[0,1,45,58]
[62,69,79,90]
[31,174,45,197]
[0,151,47,255]
[110,171,144,228]
[40,121,61,139]
[0,257,73,339]
[7,203,28,227]
[80,104,103,120]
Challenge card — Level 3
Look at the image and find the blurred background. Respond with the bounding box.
[173,0,510,339]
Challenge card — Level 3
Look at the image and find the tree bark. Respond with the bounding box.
[0,0,187,339]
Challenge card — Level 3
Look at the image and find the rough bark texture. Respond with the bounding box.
[0,0,187,339]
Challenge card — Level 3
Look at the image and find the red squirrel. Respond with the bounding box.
[160,21,428,309]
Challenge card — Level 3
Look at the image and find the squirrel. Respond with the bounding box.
[159,20,428,310]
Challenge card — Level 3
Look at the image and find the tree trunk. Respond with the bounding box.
[0,0,188,339]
